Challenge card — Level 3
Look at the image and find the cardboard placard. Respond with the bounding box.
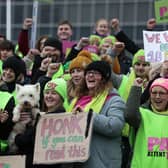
[0,155,26,168]
[143,30,168,63]
[33,112,93,165]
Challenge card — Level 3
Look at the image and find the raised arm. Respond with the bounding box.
[125,78,143,128]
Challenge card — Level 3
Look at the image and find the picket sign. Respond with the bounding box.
[33,112,93,165]
[143,30,168,63]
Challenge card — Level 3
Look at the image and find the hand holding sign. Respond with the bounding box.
[146,18,156,30]
[33,112,93,164]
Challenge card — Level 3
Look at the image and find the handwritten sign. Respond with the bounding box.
[155,0,168,23]
[33,112,93,164]
[0,155,25,168]
[143,30,168,63]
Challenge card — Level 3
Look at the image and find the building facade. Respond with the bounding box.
[0,0,167,48]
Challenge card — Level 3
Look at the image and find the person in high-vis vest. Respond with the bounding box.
[109,48,150,167]
[31,37,63,84]
[0,90,15,154]
[68,61,125,168]
[125,77,168,168]
[37,50,97,108]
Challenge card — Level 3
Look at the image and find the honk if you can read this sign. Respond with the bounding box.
[33,112,93,165]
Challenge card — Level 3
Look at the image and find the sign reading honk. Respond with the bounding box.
[33,112,93,165]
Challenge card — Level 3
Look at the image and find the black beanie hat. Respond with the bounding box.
[0,40,14,51]
[85,61,112,81]
[44,37,62,52]
[2,55,26,79]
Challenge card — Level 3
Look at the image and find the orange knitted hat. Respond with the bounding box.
[69,50,92,72]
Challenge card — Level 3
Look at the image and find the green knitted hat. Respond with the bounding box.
[91,53,101,61]
[89,35,101,45]
[44,78,69,111]
[100,35,116,46]
[132,49,149,66]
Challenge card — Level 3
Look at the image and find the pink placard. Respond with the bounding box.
[33,112,93,165]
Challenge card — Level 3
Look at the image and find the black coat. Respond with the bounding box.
[15,109,65,168]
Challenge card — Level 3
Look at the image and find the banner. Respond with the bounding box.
[0,155,25,168]
[143,30,168,63]
[33,112,93,165]
[155,0,168,23]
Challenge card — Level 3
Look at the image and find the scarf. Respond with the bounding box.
[68,90,109,113]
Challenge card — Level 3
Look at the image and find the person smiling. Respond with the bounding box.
[15,78,68,168]
[68,60,125,168]
[125,77,168,167]
[1,55,26,100]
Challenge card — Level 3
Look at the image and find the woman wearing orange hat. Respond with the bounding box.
[68,50,93,100]
[125,77,168,167]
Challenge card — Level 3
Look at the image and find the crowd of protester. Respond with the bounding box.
[0,16,168,168]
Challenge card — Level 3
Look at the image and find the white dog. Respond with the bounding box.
[12,83,41,122]
[8,83,41,153]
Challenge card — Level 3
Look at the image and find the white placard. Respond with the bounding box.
[143,30,168,63]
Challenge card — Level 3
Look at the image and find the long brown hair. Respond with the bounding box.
[67,79,78,100]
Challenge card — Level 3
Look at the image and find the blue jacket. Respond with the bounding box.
[83,88,125,168]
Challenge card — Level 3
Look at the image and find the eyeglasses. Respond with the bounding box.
[151,91,168,97]
[86,70,101,76]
